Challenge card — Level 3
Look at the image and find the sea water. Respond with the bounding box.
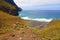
[18,10,60,22]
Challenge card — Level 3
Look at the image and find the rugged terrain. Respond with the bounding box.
[0,0,40,40]
[0,0,60,40]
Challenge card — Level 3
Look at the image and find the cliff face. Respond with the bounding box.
[5,0,22,11]
[0,0,22,16]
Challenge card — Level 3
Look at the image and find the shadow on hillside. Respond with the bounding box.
[0,6,19,16]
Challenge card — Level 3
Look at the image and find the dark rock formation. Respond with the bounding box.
[5,0,22,11]
[0,0,22,16]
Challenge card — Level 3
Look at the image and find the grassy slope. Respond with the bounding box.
[0,1,26,33]
[0,10,26,34]
[32,20,60,40]
[0,0,40,40]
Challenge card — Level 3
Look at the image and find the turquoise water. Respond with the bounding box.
[19,10,60,19]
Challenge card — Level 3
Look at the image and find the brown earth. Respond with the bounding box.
[0,29,40,40]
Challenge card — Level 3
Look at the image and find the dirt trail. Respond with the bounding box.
[0,29,40,40]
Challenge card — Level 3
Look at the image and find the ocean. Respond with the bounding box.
[18,10,60,22]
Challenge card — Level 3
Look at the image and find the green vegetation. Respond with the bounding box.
[32,20,60,40]
[0,0,16,9]
[0,0,26,34]
[0,0,60,40]
[0,0,3,2]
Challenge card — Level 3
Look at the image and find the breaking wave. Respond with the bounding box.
[21,17,53,22]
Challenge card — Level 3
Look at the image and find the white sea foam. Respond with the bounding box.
[21,17,53,22]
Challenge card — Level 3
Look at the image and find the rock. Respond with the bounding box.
[0,0,22,16]
[5,0,22,11]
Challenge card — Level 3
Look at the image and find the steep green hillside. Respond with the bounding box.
[32,20,60,40]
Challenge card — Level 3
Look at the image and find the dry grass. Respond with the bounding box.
[32,20,60,40]
[0,11,26,34]
[0,0,26,34]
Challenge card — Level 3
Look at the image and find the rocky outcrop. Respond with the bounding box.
[5,0,22,11]
[0,0,22,16]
